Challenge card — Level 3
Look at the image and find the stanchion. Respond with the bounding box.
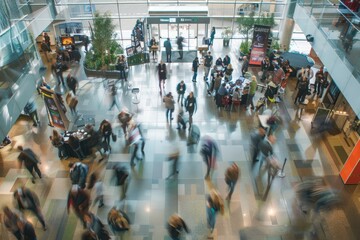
[277,158,287,178]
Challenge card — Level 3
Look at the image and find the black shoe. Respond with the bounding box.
[98,203,104,208]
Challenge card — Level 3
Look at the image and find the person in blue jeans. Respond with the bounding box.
[192,57,199,82]
[164,38,172,63]
[206,189,224,235]
[209,27,216,46]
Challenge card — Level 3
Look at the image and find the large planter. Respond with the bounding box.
[84,65,129,79]
[127,53,150,66]
[223,38,230,47]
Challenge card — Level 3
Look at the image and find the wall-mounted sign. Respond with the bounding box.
[147,17,210,24]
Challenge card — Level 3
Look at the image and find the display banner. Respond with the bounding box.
[249,25,271,65]
[40,87,69,130]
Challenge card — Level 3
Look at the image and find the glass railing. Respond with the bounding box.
[298,0,360,79]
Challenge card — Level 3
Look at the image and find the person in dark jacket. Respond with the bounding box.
[69,162,89,189]
[184,92,197,128]
[192,57,199,82]
[67,184,90,224]
[68,135,85,160]
[113,164,129,200]
[51,59,65,85]
[13,187,47,230]
[294,76,309,104]
[223,55,231,71]
[250,127,266,167]
[3,206,22,240]
[164,38,172,63]
[66,74,79,95]
[176,80,186,106]
[116,55,127,81]
[258,134,276,168]
[158,61,167,94]
[17,146,42,183]
[209,27,216,46]
[167,213,190,240]
[200,136,219,179]
[176,36,184,59]
[83,212,111,240]
[24,97,40,127]
[99,119,112,153]
[224,163,240,201]
[17,217,37,240]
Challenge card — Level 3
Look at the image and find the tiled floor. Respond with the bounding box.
[0,39,359,240]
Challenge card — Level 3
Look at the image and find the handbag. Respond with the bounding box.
[112,133,117,142]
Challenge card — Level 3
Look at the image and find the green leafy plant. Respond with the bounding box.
[85,12,123,70]
[236,12,276,42]
[240,40,252,56]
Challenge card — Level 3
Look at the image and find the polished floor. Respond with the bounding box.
[0,39,359,240]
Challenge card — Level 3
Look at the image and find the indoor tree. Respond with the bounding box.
[237,12,276,55]
[85,12,123,70]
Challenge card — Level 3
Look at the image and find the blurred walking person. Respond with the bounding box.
[113,164,129,200]
[13,187,47,230]
[250,127,266,167]
[17,146,42,183]
[167,213,190,240]
[225,163,240,201]
[200,136,219,179]
[67,184,91,225]
[24,97,40,127]
[3,206,22,239]
[69,162,89,189]
[17,217,37,240]
[206,189,224,235]
[166,147,180,179]
[128,123,145,167]
[108,85,121,111]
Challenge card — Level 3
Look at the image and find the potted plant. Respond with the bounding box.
[221,27,233,47]
[84,12,124,78]
[239,40,251,58]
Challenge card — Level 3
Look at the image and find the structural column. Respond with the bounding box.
[279,0,296,51]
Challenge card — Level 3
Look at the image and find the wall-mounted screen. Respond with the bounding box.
[61,36,74,46]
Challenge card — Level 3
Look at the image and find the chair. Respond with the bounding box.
[231,99,241,111]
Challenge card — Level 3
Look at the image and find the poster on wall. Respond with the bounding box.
[249,25,271,65]
[40,87,69,130]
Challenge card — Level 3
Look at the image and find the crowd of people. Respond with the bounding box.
[1,27,339,240]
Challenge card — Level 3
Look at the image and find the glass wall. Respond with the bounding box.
[298,0,360,79]
[53,0,288,42]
